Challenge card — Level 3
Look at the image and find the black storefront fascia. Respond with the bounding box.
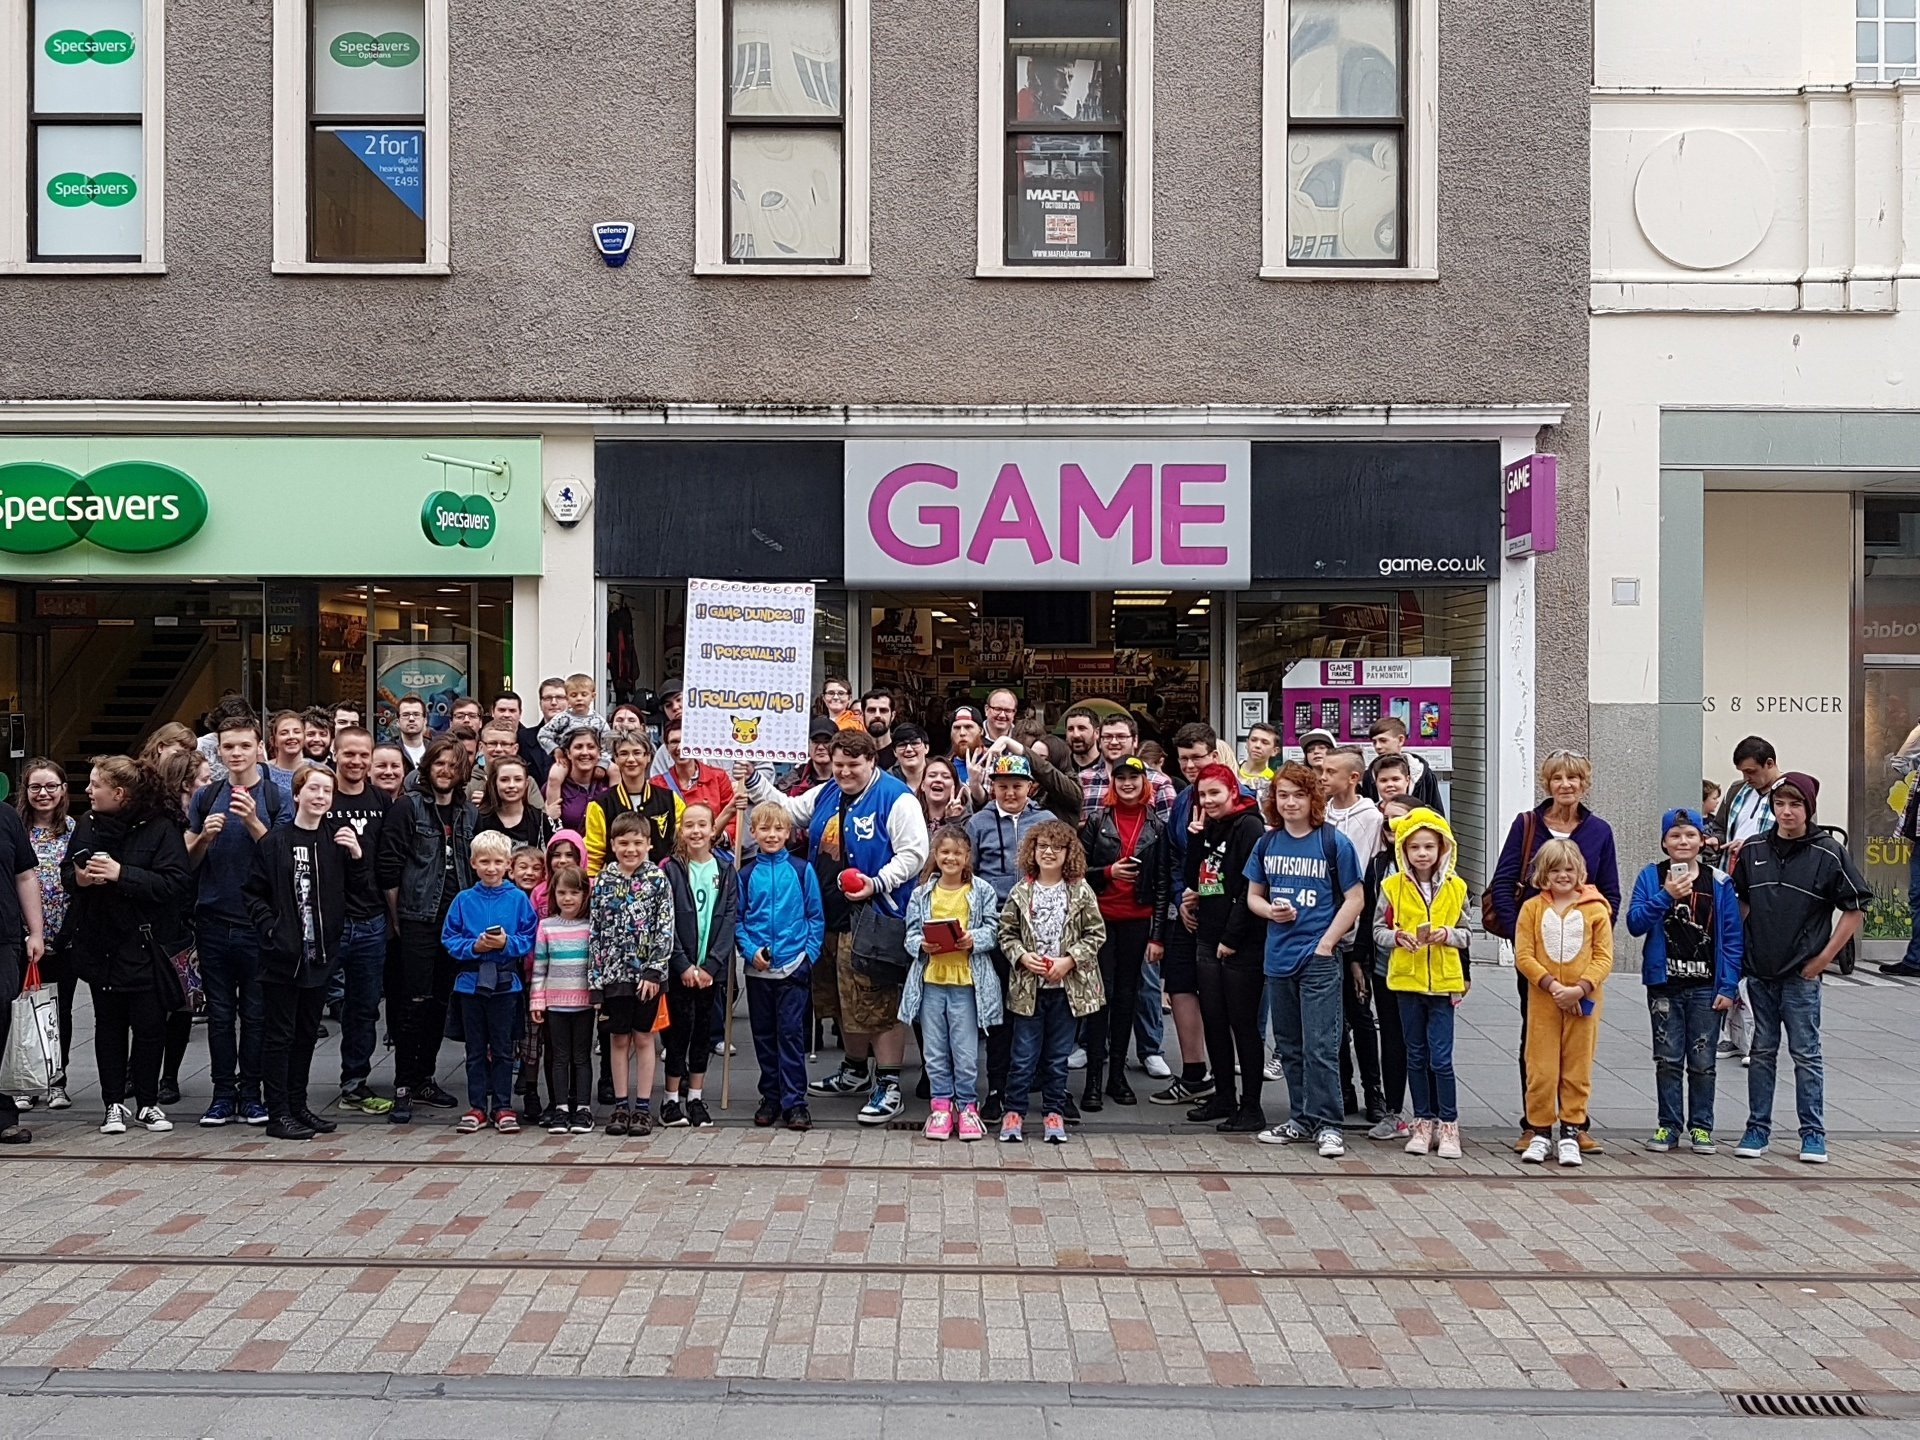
[594,439,1503,582]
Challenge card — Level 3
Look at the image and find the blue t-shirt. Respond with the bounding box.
[1242,825,1363,978]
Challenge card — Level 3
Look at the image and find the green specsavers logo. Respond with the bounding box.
[45,29,136,64]
[0,462,208,555]
[330,31,421,67]
[421,491,496,549]
[46,172,137,208]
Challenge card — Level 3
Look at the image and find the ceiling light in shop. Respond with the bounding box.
[1115,590,1171,597]
[437,587,462,594]
[1113,598,1168,607]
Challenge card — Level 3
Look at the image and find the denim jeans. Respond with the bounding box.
[1745,972,1823,1142]
[919,981,981,1105]
[1397,992,1458,1123]
[1649,984,1719,1133]
[1269,951,1344,1134]
[458,987,520,1115]
[334,916,388,1086]
[1903,848,1920,967]
[1006,988,1077,1118]
[197,915,265,1104]
[1133,956,1164,1060]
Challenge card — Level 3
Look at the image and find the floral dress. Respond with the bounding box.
[29,818,74,973]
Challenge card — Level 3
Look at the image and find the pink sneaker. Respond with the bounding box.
[956,1104,985,1141]
[923,1099,954,1140]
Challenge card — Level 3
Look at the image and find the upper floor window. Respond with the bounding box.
[2,0,166,271]
[696,0,871,275]
[1262,0,1436,279]
[977,0,1154,278]
[1858,0,1918,81]
[272,0,450,273]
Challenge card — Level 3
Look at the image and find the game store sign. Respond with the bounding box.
[0,437,541,576]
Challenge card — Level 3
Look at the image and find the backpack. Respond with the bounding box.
[1479,812,1537,940]
[188,776,284,861]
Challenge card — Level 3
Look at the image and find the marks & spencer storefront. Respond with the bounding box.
[594,427,1551,882]
[0,435,542,791]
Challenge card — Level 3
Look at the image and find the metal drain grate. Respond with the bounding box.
[1727,1392,1878,1420]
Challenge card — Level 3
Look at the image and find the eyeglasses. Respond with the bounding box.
[1034,842,1066,853]
[25,782,63,793]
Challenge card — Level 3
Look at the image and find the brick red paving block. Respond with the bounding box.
[1396,1307,1444,1337]
[227,1340,289,1372]
[940,1318,983,1350]
[232,1243,275,1259]
[152,1292,214,1322]
[579,1271,627,1299]
[941,1242,979,1257]
[1676,1251,1734,1274]
[283,1180,328,1199]
[346,1267,401,1295]
[340,1208,391,1235]
[51,1335,118,1369]
[581,1218,620,1241]
[1201,1249,1241,1272]
[375,1322,431,1355]
[1257,1216,1296,1236]
[808,1355,852,1381]
[1197,1176,1229,1193]
[1009,1207,1044,1226]
[773,1195,806,1213]
[560,1167,593,1185]
[724,1220,766,1242]
[1111,1319,1157,1352]
[48,1233,105,1255]
[1453,1281,1507,1311]
[651,1295,697,1325]
[1559,1353,1623,1390]
[1530,1248,1584,1273]
[106,1266,165,1292]
[1312,1249,1356,1272]
[1818,1355,1896,1392]
[1827,1215,1876,1237]
[511,1311,565,1345]
[452,1285,503,1314]
[1206,1352,1259,1387]
[1143,1207,1183,1228]
[1667,1298,1730,1330]
[1725,1232,1767,1253]
[92,1189,142,1207]
[237,1291,296,1321]
[1552,1188,1599,1207]
[440,1215,485,1237]
[1328,1335,1386,1371]
[1668,1335,1735,1370]
[3,1303,74,1334]
[874,1204,906,1224]
[1416,1237,1467,1265]
[447,1353,493,1375]
[976,1180,1005,1198]
[415,1181,458,1200]
[1725,1195,1774,1216]
[832,1231,866,1254]
[1464,1219,1508,1241]
[369,1166,411,1183]
[504,1191,541,1210]
[860,1289,901,1318]
[1867,1326,1920,1360]
[1338,1192,1377,1212]
[1213,1278,1262,1307]
[670,1346,717,1378]
[396,1225,438,1247]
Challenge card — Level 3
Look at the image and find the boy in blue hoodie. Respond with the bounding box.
[442,830,540,1135]
[738,802,826,1132]
[1625,808,1743,1155]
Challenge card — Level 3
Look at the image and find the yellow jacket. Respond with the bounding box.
[1514,886,1614,998]
[1374,808,1471,995]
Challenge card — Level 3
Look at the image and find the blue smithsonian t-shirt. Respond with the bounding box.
[1242,825,1363,978]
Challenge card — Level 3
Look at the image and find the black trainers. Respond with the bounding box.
[295,1108,339,1135]
[548,1106,572,1134]
[659,1097,688,1128]
[388,1088,413,1125]
[568,1108,595,1134]
[598,1076,616,1105]
[754,1100,780,1127]
[686,1098,715,1129]
[414,1080,460,1109]
[981,1092,1005,1124]
[265,1115,315,1141]
[1187,1097,1236,1124]
[786,1104,813,1131]
[1150,1075,1215,1106]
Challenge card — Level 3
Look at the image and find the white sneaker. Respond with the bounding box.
[1435,1121,1463,1160]
[100,1103,130,1136]
[1262,1056,1285,1082]
[1142,1054,1172,1080]
[1404,1119,1432,1155]
[45,1086,71,1110]
[857,1076,904,1126]
[1067,1047,1087,1071]
[1254,1119,1309,1146]
[1557,1136,1583,1167]
[1521,1134,1551,1164]
[10,1094,32,1112]
[136,1105,173,1133]
[1316,1128,1346,1159]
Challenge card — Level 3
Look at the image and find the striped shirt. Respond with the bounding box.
[531,916,593,1011]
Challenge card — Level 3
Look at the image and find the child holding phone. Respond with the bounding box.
[441,830,539,1135]
[1372,807,1471,1159]
[901,826,1004,1141]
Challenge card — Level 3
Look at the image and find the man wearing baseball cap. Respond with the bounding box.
[1728,771,1869,1165]
[948,706,987,786]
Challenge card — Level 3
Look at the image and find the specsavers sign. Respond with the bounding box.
[0,436,541,576]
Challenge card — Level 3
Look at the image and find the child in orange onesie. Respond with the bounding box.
[1514,839,1613,1167]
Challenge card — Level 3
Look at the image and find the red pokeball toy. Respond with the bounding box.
[839,869,868,897]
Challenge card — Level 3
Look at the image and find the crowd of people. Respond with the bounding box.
[0,677,1872,1168]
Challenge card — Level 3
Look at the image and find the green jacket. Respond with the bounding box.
[996,877,1108,1018]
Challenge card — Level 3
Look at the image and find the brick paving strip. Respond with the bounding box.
[2,1126,1918,1392]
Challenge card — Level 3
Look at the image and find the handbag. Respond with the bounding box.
[0,962,62,1095]
[140,924,189,1014]
[847,899,911,985]
[170,941,205,1015]
[1480,813,1538,941]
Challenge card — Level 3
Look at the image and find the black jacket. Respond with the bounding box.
[1732,828,1870,980]
[1182,806,1267,958]
[376,789,478,922]
[1079,803,1169,940]
[59,809,192,991]
[661,854,739,981]
[245,820,360,986]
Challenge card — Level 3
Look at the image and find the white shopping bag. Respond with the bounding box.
[0,972,61,1095]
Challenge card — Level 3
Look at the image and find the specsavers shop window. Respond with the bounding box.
[1237,586,1487,885]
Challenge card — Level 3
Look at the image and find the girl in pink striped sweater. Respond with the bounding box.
[531,865,595,1133]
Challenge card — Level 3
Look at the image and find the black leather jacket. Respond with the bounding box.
[1079,804,1170,941]
[376,790,477,922]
